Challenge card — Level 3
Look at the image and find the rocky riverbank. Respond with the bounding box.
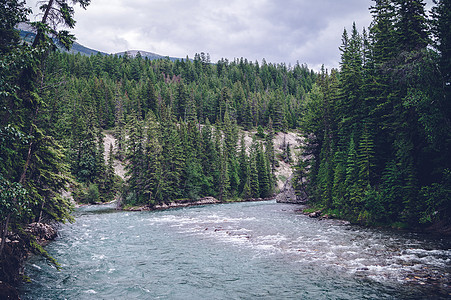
[122,196,276,211]
[125,197,221,211]
[0,222,58,300]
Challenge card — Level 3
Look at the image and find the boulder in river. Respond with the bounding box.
[308,210,323,218]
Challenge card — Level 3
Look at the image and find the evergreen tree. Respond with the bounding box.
[223,110,239,196]
[124,114,145,203]
[256,142,271,198]
[265,118,276,176]
[394,0,429,52]
[238,133,249,194]
[249,137,260,198]
[343,135,361,217]
[357,124,375,187]
[200,119,217,196]
[160,111,185,202]
[0,0,90,263]
[143,113,163,204]
[215,127,230,201]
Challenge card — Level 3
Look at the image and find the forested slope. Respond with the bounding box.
[292,0,451,230]
[38,50,314,206]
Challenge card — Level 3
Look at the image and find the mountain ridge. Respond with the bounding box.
[18,27,183,61]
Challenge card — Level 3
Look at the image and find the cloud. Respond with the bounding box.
[24,0,433,70]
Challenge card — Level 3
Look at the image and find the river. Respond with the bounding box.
[19,200,450,299]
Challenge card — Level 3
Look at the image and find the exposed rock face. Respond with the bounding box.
[0,235,28,285]
[276,174,306,204]
[26,222,57,245]
[0,222,59,297]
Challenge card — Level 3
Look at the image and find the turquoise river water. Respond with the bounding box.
[19,200,450,299]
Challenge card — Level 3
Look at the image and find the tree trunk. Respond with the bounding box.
[0,215,11,259]
[31,0,55,48]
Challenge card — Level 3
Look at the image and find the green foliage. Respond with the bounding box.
[29,239,60,269]
[297,0,451,228]
[0,0,91,265]
[419,169,451,224]
[86,183,100,204]
[256,125,265,138]
[0,174,29,223]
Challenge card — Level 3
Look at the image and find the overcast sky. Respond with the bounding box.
[25,0,433,71]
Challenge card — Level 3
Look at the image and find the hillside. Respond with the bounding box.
[103,129,301,193]
[242,131,301,191]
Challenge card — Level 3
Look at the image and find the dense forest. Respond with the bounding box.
[40,50,315,206]
[1,0,317,273]
[293,0,451,228]
[1,0,450,286]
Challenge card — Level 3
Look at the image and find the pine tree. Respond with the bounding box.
[394,0,429,52]
[332,149,347,209]
[200,119,216,195]
[124,114,145,203]
[160,112,185,202]
[344,136,361,217]
[265,118,276,174]
[249,156,260,199]
[316,132,334,207]
[256,142,271,198]
[339,23,364,134]
[180,121,205,200]
[176,81,189,120]
[216,135,230,201]
[357,124,375,187]
[272,89,286,132]
[223,110,240,196]
[101,143,117,202]
[249,137,260,198]
[185,89,198,122]
[143,113,163,204]
[238,134,249,194]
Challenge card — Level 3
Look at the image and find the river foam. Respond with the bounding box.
[19,201,450,299]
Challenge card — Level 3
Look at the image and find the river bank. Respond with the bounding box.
[297,202,451,237]
[0,223,58,299]
[121,196,276,211]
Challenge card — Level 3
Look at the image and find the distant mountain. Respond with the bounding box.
[18,29,108,56]
[114,50,183,62]
[69,41,108,56]
[18,25,183,61]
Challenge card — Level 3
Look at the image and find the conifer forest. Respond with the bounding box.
[0,0,450,288]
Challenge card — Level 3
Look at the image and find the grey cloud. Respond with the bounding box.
[26,0,415,70]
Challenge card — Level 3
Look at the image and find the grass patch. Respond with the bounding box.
[278,175,287,183]
[302,206,321,214]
